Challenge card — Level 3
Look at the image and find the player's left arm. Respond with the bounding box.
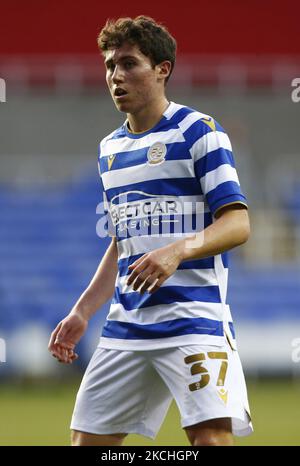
[181,202,250,261]
[127,203,250,294]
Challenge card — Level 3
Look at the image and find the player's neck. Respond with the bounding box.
[127,97,170,134]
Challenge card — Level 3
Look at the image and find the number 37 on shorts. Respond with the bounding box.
[184,351,228,392]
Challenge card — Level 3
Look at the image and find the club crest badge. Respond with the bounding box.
[147,142,167,165]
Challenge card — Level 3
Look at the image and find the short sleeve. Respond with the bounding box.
[189,118,248,216]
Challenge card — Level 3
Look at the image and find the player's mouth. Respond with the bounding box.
[114,87,128,100]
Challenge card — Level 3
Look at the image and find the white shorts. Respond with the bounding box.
[70,340,253,439]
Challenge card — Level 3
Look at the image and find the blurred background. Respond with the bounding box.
[1,0,300,446]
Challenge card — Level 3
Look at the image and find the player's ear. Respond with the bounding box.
[156,61,172,82]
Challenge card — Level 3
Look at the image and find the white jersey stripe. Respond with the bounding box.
[99,334,225,350]
[178,111,210,133]
[190,131,232,162]
[100,128,185,157]
[117,234,193,260]
[117,268,218,294]
[107,300,223,325]
[201,164,240,194]
[102,159,194,191]
[163,102,185,119]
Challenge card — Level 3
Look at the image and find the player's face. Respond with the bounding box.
[104,43,164,115]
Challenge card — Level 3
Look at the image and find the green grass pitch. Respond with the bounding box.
[0,378,299,445]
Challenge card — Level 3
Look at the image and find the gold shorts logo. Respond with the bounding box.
[184,351,228,403]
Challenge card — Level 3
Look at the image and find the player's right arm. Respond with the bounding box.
[48,236,118,363]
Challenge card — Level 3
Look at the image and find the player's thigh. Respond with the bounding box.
[71,348,149,426]
[71,430,127,446]
[71,347,172,438]
[184,417,233,446]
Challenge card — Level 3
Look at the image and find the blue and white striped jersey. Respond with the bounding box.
[97,101,247,350]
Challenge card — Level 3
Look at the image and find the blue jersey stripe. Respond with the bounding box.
[100,142,191,174]
[105,106,196,144]
[102,316,224,340]
[112,285,221,311]
[194,148,236,180]
[182,119,226,150]
[181,253,228,269]
[229,322,236,339]
[206,181,247,215]
[210,194,247,216]
[123,106,195,140]
[123,110,194,139]
[182,120,211,148]
[105,178,203,202]
[168,106,195,124]
[98,156,107,176]
[117,253,228,276]
[107,127,127,140]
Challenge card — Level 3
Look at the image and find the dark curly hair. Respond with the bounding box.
[97,16,177,83]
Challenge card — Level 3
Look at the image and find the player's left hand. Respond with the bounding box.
[126,242,185,294]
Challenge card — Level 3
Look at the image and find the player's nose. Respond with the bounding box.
[111,65,124,84]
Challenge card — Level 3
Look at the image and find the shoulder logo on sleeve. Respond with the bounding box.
[107,154,116,170]
[147,142,167,165]
[200,116,216,132]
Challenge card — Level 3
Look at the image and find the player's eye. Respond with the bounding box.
[124,61,135,69]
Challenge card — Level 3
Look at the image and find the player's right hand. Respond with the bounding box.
[48,312,88,364]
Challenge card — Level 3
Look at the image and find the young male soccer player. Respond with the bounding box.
[48,16,253,446]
